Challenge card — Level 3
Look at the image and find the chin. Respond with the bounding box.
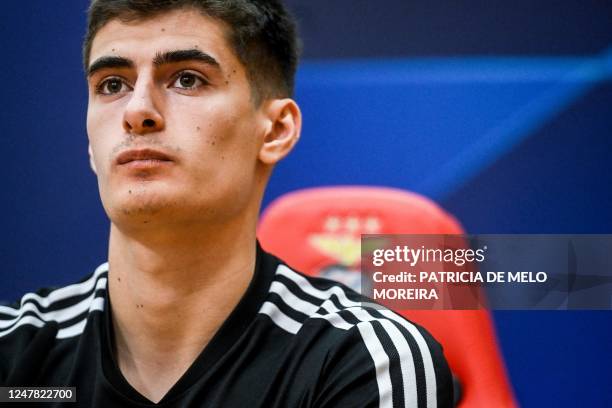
[103,190,173,224]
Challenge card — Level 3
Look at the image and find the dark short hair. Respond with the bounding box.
[83,0,300,104]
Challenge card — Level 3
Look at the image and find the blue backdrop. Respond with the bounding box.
[1,1,610,406]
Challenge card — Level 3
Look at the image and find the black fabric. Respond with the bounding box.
[0,244,453,407]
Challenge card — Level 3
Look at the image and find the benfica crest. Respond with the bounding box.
[307,215,382,292]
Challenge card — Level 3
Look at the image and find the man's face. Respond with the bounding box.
[86,8,266,228]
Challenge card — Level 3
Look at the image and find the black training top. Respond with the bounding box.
[0,244,453,407]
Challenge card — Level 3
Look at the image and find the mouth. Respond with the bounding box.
[116,148,174,165]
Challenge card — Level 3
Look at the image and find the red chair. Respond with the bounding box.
[258,186,517,407]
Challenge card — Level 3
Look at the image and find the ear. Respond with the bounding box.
[88,144,98,174]
[258,98,301,165]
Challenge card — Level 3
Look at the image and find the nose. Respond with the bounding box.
[122,80,164,135]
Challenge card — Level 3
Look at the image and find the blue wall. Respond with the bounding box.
[1,1,610,406]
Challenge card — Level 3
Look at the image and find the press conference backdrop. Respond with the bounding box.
[1,1,610,406]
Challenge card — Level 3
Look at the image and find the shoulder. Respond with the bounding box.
[259,261,454,407]
[0,262,108,342]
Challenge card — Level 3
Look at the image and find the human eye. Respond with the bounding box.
[95,77,131,95]
[170,71,207,90]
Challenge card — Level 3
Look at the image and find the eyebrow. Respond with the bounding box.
[87,48,221,78]
[152,49,221,69]
[87,56,133,77]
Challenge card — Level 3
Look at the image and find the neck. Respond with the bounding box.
[106,214,258,402]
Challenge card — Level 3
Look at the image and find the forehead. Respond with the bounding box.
[88,8,237,68]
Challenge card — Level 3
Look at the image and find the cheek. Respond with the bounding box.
[202,119,259,169]
[86,106,119,178]
[177,114,260,196]
[173,101,257,156]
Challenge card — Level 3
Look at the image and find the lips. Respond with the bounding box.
[116,148,173,165]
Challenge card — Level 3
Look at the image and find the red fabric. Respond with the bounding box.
[258,186,517,408]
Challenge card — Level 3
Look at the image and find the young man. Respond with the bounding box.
[0,1,453,406]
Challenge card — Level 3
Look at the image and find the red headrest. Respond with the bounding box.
[259,186,463,278]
